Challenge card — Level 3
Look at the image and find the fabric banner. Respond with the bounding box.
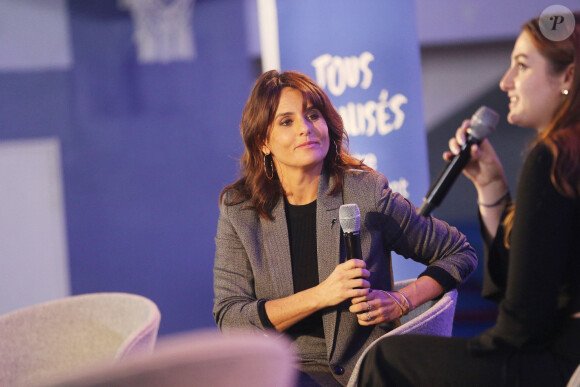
[270,0,429,280]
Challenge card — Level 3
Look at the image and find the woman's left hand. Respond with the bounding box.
[349,289,403,325]
[350,277,444,326]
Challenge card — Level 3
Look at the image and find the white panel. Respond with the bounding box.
[0,138,70,315]
[0,0,72,72]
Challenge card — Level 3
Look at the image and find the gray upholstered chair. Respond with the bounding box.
[0,292,161,387]
[46,330,297,387]
[347,278,458,386]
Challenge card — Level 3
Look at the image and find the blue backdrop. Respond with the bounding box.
[275,0,429,279]
[0,0,254,335]
[0,0,429,335]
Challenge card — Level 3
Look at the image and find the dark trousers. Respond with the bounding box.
[358,319,580,387]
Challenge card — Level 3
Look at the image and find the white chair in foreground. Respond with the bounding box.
[0,292,161,387]
[568,363,580,387]
[347,278,458,386]
[47,330,297,387]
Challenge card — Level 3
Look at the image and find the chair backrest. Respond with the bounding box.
[392,278,457,335]
[46,330,297,387]
[0,292,161,387]
[346,279,458,387]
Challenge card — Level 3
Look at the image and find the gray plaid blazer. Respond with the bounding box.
[213,168,476,385]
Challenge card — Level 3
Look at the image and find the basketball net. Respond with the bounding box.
[119,0,196,64]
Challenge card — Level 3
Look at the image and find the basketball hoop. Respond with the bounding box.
[119,0,196,64]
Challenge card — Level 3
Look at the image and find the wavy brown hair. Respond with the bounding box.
[220,70,370,220]
[504,12,580,245]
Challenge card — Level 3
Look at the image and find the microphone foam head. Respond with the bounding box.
[339,204,360,233]
[469,106,499,140]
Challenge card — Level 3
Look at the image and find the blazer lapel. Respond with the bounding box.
[316,171,343,281]
[316,170,343,356]
[260,171,343,357]
[260,197,295,299]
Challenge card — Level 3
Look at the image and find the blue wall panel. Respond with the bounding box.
[0,0,255,335]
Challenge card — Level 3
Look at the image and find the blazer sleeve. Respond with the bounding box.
[373,172,477,291]
[212,196,270,333]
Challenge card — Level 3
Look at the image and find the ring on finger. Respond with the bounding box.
[366,302,372,311]
[366,312,372,321]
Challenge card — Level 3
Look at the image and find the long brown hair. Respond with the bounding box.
[220,70,370,220]
[504,12,580,245]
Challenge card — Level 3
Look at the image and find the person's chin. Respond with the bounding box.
[506,110,521,126]
[507,114,536,130]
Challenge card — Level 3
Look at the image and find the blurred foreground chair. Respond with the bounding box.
[347,278,458,386]
[568,363,580,387]
[47,330,297,387]
[0,292,160,387]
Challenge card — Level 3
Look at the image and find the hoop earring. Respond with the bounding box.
[263,153,274,180]
[334,140,340,161]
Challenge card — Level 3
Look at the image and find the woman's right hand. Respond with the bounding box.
[443,119,506,192]
[314,259,370,309]
[264,259,370,332]
[445,120,509,240]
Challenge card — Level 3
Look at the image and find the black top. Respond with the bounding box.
[284,198,324,338]
[257,198,324,338]
[472,143,580,352]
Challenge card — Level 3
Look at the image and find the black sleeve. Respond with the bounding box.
[479,205,511,303]
[257,299,274,329]
[418,266,458,293]
[470,144,577,352]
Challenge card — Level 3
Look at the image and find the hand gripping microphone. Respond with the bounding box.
[339,204,362,260]
[418,106,500,217]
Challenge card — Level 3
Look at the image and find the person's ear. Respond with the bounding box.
[561,63,575,93]
[261,144,270,156]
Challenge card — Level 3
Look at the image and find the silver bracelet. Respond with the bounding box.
[396,290,413,311]
[477,189,510,208]
[378,290,408,316]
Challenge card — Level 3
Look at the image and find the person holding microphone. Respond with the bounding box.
[213,70,476,386]
[359,11,580,386]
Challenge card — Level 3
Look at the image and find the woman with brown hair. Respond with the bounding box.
[213,70,476,386]
[359,12,580,386]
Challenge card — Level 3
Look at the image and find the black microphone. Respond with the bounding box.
[339,204,362,260]
[418,106,500,217]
